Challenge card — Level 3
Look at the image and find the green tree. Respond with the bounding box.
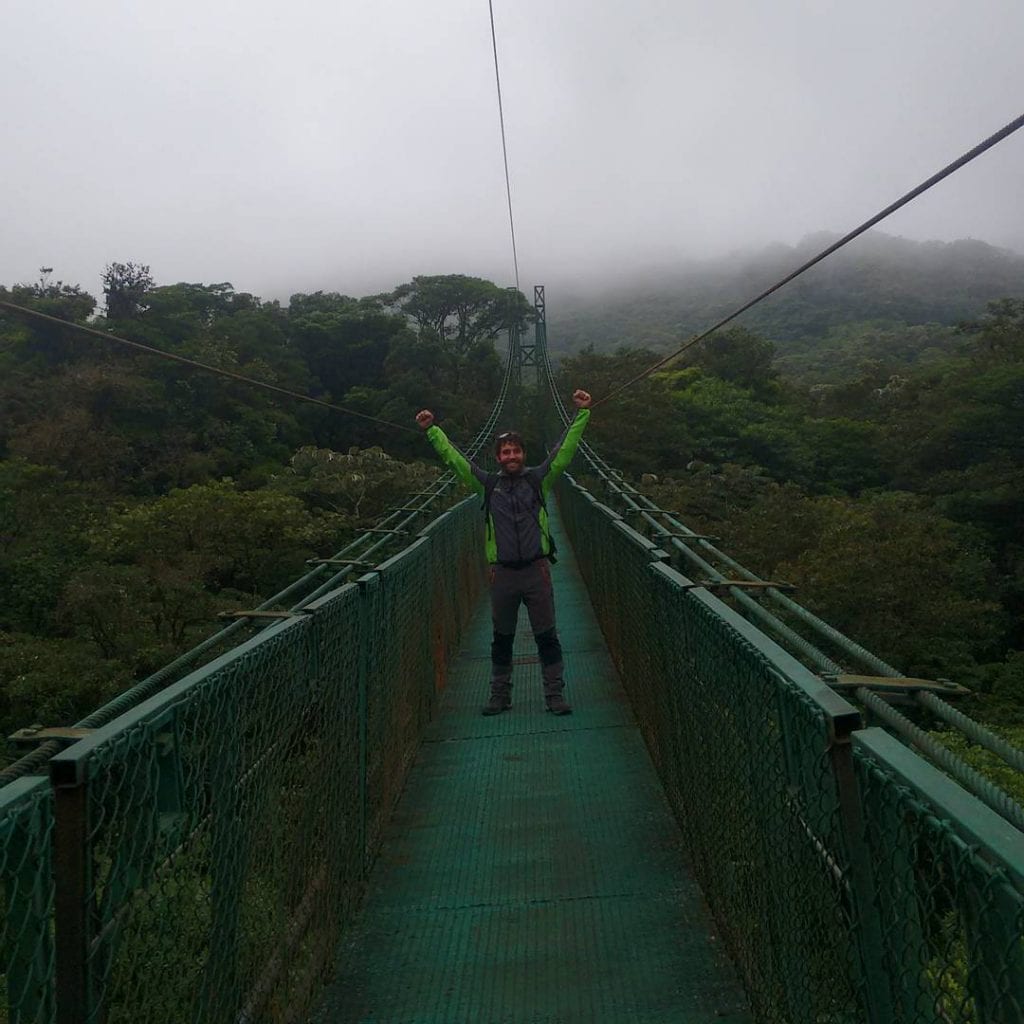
[0,460,103,632]
[274,446,439,520]
[0,268,95,323]
[728,488,1001,676]
[0,632,129,743]
[0,269,97,366]
[556,346,693,474]
[692,326,777,391]
[102,261,154,321]
[96,480,325,596]
[136,280,243,344]
[59,563,217,660]
[960,297,1024,362]
[288,292,410,407]
[386,275,531,355]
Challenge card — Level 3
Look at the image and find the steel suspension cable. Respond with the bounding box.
[487,0,520,291]
[0,299,420,434]
[594,109,1024,408]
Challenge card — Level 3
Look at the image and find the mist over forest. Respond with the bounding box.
[549,231,1024,370]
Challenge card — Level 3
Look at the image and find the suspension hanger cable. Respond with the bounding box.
[0,299,421,434]
[488,0,520,291]
[593,109,1024,409]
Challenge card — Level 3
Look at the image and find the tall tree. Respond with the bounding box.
[0,270,96,365]
[102,261,153,321]
[386,275,532,354]
[960,298,1024,362]
[692,326,778,391]
[288,293,410,402]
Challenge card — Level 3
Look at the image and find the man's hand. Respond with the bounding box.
[415,409,435,430]
[572,389,592,409]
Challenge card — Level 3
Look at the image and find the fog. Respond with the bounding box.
[4,0,1023,306]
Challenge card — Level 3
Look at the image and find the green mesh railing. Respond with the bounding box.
[40,498,482,1024]
[557,470,1024,1024]
[852,729,1024,1024]
[0,778,54,1024]
[0,493,493,1024]
[557,475,864,1022]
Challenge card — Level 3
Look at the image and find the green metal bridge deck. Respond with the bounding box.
[316,509,751,1023]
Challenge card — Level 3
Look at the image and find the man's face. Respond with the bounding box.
[497,441,525,475]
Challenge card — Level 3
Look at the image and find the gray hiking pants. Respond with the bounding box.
[489,560,564,699]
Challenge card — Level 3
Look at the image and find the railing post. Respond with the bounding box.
[357,576,370,876]
[51,760,91,1024]
[829,723,895,1024]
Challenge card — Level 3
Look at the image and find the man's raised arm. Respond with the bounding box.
[536,389,592,493]
[415,409,487,495]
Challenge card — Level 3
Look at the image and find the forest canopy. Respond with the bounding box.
[1,250,1022,755]
[0,269,528,749]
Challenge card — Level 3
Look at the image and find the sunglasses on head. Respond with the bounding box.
[495,431,525,454]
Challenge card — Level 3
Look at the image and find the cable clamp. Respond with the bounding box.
[696,579,794,594]
[9,725,96,750]
[217,609,314,620]
[822,674,969,697]
[622,507,680,517]
[307,557,377,568]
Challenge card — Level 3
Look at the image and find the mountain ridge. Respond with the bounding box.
[547,232,1024,362]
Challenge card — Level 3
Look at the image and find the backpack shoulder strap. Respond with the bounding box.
[480,472,499,514]
[525,469,547,509]
[525,470,557,562]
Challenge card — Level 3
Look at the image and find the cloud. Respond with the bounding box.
[4,0,1023,304]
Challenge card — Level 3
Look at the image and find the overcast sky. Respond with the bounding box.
[4,0,1023,307]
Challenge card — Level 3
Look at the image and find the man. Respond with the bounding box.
[415,390,592,716]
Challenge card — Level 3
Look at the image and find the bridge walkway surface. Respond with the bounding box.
[314,508,752,1023]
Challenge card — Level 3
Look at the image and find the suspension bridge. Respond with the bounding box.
[2,0,1024,1009]
[2,285,1023,1024]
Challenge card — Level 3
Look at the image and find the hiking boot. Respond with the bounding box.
[545,694,573,716]
[481,694,512,716]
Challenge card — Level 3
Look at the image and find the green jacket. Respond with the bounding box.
[426,409,591,564]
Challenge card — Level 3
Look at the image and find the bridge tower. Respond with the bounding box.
[506,285,545,393]
[531,285,547,393]
[505,286,523,389]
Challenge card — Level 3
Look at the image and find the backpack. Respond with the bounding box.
[481,471,558,564]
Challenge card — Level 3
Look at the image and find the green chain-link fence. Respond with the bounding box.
[557,474,864,1022]
[556,470,1024,1024]
[26,498,482,1024]
[852,729,1024,1024]
[1,778,54,1024]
